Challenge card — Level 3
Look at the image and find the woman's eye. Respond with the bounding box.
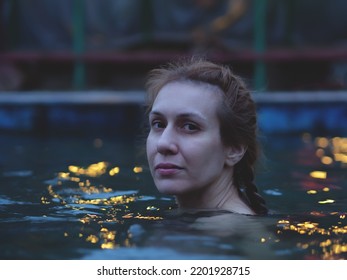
[151,120,165,129]
[182,123,199,131]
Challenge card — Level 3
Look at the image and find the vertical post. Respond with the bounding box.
[72,0,85,90]
[141,0,153,45]
[253,0,267,91]
[7,0,19,50]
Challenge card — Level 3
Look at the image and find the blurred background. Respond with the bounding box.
[1,0,347,92]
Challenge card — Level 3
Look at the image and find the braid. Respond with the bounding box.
[234,158,268,215]
[215,67,268,215]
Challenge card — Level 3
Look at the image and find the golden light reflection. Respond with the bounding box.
[68,161,109,177]
[86,235,99,244]
[316,137,329,148]
[58,172,70,179]
[309,171,327,179]
[79,214,101,224]
[318,199,335,204]
[100,229,116,241]
[46,185,65,204]
[45,161,159,252]
[334,153,347,163]
[277,215,347,259]
[321,156,333,165]
[101,242,117,249]
[109,166,120,176]
[331,225,347,234]
[133,166,143,173]
[134,214,163,221]
[313,136,347,167]
[122,213,134,219]
[41,196,50,204]
[307,190,317,195]
[146,206,159,211]
[76,195,136,206]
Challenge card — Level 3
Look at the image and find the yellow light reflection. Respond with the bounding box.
[332,225,347,234]
[310,171,327,179]
[133,166,143,173]
[316,137,329,148]
[76,195,136,206]
[40,196,50,204]
[109,166,120,176]
[332,244,347,254]
[334,153,347,163]
[86,235,99,244]
[101,242,117,249]
[321,156,333,165]
[134,214,163,221]
[331,137,347,166]
[307,190,317,195]
[68,162,109,177]
[318,199,335,204]
[122,213,134,219]
[58,172,70,179]
[320,239,332,247]
[146,206,159,211]
[313,136,347,167]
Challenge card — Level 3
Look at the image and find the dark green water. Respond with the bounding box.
[1,133,346,260]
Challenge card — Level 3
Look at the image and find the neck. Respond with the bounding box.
[175,168,255,215]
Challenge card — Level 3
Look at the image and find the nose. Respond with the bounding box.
[157,126,178,155]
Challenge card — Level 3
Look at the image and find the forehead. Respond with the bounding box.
[151,80,223,115]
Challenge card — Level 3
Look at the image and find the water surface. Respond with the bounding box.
[0,133,346,260]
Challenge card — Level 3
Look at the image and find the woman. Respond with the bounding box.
[145,58,267,215]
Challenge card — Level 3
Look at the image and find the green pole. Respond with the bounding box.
[8,0,19,50]
[141,0,153,45]
[253,0,267,91]
[72,0,85,90]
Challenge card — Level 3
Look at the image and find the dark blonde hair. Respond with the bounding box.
[145,58,268,215]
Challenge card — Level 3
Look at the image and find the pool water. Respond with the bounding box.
[0,133,346,260]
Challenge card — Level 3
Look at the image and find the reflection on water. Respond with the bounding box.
[0,134,347,259]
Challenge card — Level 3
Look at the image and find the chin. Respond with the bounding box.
[155,182,181,194]
[156,183,194,196]
[156,186,178,195]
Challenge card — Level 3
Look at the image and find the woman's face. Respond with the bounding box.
[146,80,232,196]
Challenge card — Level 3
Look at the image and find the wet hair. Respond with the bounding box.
[145,58,268,215]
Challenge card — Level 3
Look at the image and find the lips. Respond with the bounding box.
[155,163,183,176]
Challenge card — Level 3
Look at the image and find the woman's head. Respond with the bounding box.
[145,58,267,215]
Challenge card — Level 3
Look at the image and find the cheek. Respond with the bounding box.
[183,137,226,167]
[146,135,155,162]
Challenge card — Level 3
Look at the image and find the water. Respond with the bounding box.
[0,132,346,260]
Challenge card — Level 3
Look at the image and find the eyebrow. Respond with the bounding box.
[149,110,207,122]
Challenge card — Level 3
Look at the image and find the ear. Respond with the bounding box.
[225,145,246,167]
